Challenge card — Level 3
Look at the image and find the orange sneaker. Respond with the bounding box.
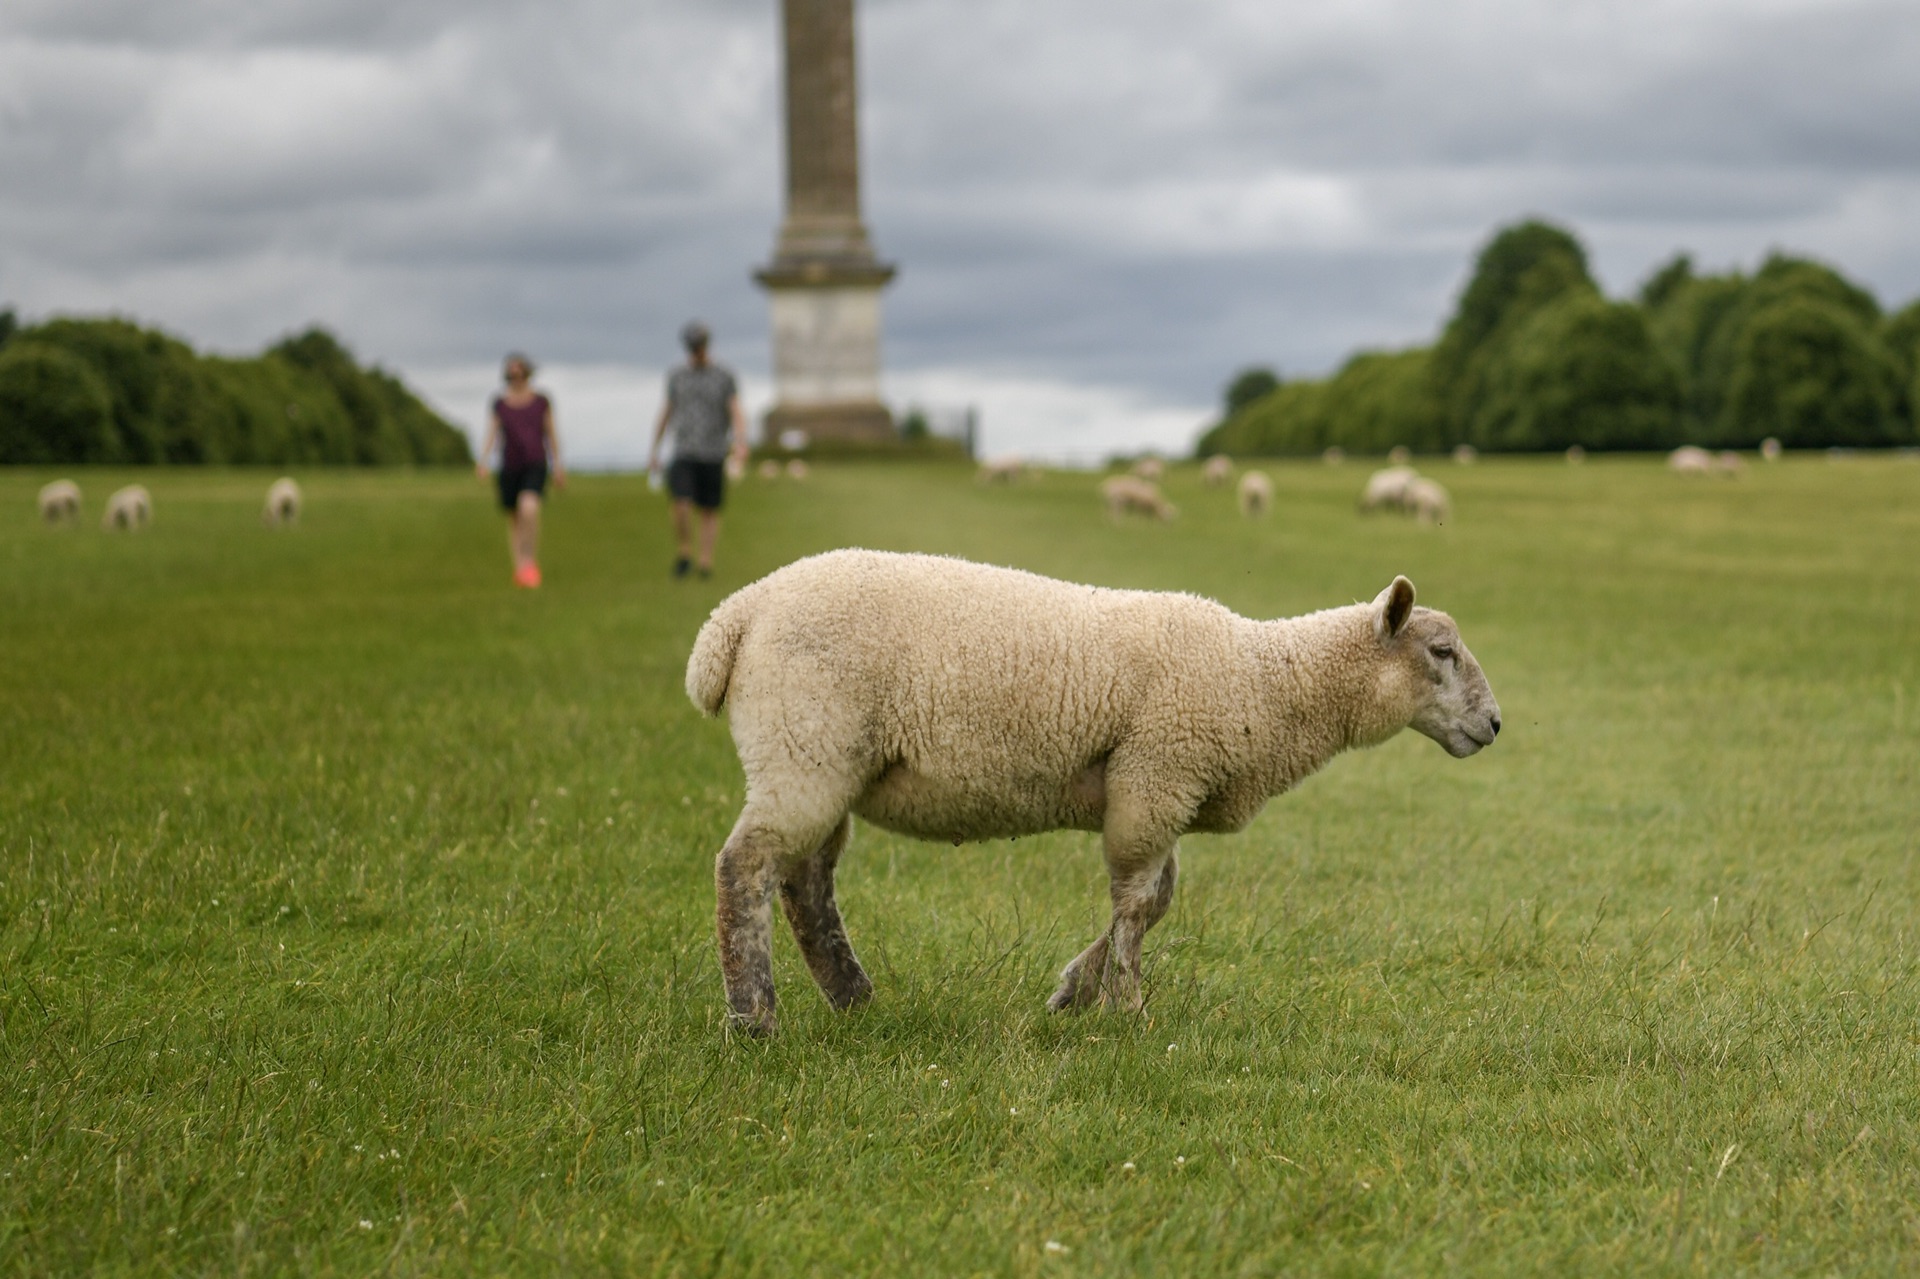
[513,563,542,589]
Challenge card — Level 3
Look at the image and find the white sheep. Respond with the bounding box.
[687,551,1501,1035]
[1201,455,1233,487]
[1566,445,1586,464]
[977,456,1027,485]
[1237,470,1273,517]
[757,459,782,480]
[1100,475,1176,521]
[1712,450,1746,477]
[38,479,81,525]
[1130,456,1165,481]
[1322,447,1346,465]
[1358,466,1417,513]
[102,485,152,531]
[785,459,811,481]
[1387,445,1412,464]
[1406,476,1452,525]
[1760,437,1782,461]
[1668,445,1713,475]
[1452,444,1478,465]
[262,477,302,527]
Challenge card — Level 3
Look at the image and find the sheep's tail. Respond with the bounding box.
[686,585,759,716]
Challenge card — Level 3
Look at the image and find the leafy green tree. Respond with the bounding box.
[21,317,229,462]
[0,308,17,350]
[1637,253,1695,310]
[0,343,120,463]
[1723,297,1902,448]
[1197,380,1331,456]
[1223,366,1280,417]
[1882,299,1920,432]
[1318,349,1445,454]
[1472,293,1681,451]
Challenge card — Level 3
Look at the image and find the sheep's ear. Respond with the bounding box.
[1373,576,1416,640]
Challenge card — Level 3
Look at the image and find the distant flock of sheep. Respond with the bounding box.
[36,478,303,529]
[974,434,1796,530]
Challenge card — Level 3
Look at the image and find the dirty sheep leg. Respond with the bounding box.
[1049,793,1185,1013]
[715,803,843,1037]
[778,814,873,1010]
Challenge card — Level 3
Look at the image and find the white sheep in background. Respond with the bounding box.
[262,477,302,527]
[1452,444,1478,465]
[757,459,782,480]
[687,551,1501,1035]
[1668,445,1713,474]
[785,459,810,481]
[1406,476,1452,525]
[38,479,81,525]
[1201,455,1233,487]
[1237,470,1273,517]
[1760,437,1783,461]
[102,485,152,531]
[1387,445,1412,464]
[1358,465,1418,512]
[1566,445,1587,464]
[1130,456,1165,481]
[976,456,1027,485]
[1100,475,1176,521]
[1712,450,1746,477]
[1322,446,1346,465]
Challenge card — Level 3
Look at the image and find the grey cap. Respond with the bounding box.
[680,321,711,350]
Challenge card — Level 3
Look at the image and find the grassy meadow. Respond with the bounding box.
[2,455,1918,1275]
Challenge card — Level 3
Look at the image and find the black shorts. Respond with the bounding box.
[498,463,548,511]
[668,458,726,511]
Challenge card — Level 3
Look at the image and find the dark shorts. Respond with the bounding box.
[498,462,548,511]
[668,458,726,511]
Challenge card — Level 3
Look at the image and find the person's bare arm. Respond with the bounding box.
[543,401,565,490]
[648,400,673,473]
[476,412,500,480]
[729,392,749,463]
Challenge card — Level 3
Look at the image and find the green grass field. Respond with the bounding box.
[3,457,1918,1275]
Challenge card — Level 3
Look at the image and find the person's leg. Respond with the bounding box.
[671,499,694,575]
[696,509,720,573]
[514,491,541,568]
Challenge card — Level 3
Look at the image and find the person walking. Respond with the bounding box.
[648,321,748,579]
[476,352,564,588]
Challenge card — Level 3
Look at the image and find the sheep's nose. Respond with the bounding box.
[1490,714,1502,737]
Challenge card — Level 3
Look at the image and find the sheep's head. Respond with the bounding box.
[1370,576,1501,758]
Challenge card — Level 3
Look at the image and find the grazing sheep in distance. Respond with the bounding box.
[1668,445,1713,474]
[976,456,1027,485]
[1130,456,1166,481]
[1322,446,1346,465]
[38,479,81,525]
[686,550,1502,1035]
[1387,445,1412,464]
[1761,437,1782,461]
[1712,450,1747,477]
[1566,445,1586,464]
[1201,455,1233,487]
[262,477,302,527]
[1100,475,1176,522]
[785,459,810,480]
[102,485,152,531]
[1406,476,1452,525]
[757,459,782,480]
[1452,444,1478,465]
[1359,466,1417,512]
[1237,470,1273,517]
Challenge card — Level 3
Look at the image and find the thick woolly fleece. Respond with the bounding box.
[688,549,1500,1034]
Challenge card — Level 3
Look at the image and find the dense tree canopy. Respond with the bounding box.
[0,314,469,466]
[1202,220,1920,456]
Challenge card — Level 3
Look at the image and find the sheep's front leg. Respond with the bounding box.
[1049,796,1183,1014]
[715,824,783,1036]
[778,815,873,1010]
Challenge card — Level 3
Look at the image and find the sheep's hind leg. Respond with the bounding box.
[778,815,873,1010]
[715,820,785,1037]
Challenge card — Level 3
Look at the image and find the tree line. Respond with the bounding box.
[1201,219,1920,456]
[0,311,472,466]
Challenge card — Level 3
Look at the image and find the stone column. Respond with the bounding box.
[756,0,896,444]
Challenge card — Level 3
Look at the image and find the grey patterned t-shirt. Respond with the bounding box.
[665,364,738,462]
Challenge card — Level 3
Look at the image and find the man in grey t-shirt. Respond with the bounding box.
[648,321,748,578]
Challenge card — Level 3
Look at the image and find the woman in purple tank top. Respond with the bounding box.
[476,352,565,588]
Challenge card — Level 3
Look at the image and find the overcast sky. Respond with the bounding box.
[4,0,1919,463]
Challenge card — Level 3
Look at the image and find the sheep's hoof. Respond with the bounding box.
[826,970,874,1011]
[726,1008,779,1039]
[1047,970,1101,1013]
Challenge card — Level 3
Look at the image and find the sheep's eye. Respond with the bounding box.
[1430,645,1455,662]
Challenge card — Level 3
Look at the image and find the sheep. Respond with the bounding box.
[785,459,810,481]
[1760,437,1782,461]
[1358,466,1417,513]
[1452,444,1478,465]
[1387,445,1412,464]
[1322,447,1346,465]
[1130,456,1166,482]
[102,485,152,531]
[1237,469,1273,517]
[686,550,1501,1035]
[1201,455,1233,487]
[1566,445,1586,464]
[38,479,81,525]
[1712,450,1746,477]
[262,477,302,527]
[757,459,782,480]
[977,456,1027,485]
[1406,476,1452,525]
[1100,475,1176,521]
[1668,445,1713,475]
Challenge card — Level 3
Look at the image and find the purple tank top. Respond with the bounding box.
[493,394,549,468]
